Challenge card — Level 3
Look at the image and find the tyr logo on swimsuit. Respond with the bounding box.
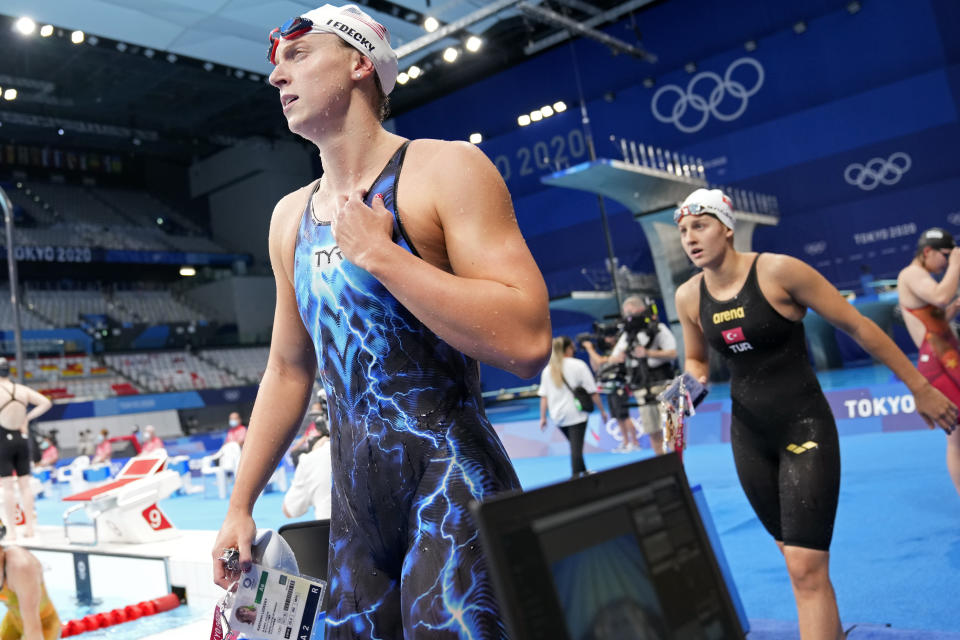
[314,244,343,268]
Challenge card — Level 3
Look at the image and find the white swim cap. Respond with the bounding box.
[674,188,735,231]
[269,4,399,95]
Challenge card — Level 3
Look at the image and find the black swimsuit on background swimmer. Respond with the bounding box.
[294,141,518,639]
[0,385,30,479]
[699,255,840,551]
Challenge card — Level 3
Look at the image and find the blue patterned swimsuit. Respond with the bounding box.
[293,141,519,639]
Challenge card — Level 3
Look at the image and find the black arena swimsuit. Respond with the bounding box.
[699,255,840,550]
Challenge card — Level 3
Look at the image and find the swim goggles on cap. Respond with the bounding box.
[268,16,315,63]
[673,202,723,223]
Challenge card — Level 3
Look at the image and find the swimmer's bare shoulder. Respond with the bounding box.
[269,179,321,283]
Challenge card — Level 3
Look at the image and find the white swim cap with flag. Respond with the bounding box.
[268,4,399,95]
[674,188,735,231]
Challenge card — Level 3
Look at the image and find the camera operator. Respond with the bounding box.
[582,295,678,455]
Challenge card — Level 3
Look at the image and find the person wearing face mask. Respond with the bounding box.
[91,429,111,465]
[138,425,164,455]
[223,412,246,449]
[897,227,960,496]
[34,436,57,471]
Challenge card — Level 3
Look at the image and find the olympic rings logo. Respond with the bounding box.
[651,57,765,134]
[843,152,911,191]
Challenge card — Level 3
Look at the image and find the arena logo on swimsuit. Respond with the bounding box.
[722,326,753,353]
[712,306,745,324]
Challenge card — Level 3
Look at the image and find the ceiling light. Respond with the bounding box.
[465,36,482,52]
[234,69,246,79]
[442,47,458,63]
[793,21,807,34]
[3,89,17,101]
[88,35,99,45]
[407,65,421,79]
[540,105,554,118]
[144,48,155,58]
[166,53,178,63]
[249,74,261,82]
[396,72,410,85]
[553,101,567,113]
[469,133,482,144]
[14,17,36,35]
[530,110,543,122]
[71,30,84,44]
[156,217,164,225]
[518,114,531,127]
[39,24,53,37]
[203,62,214,71]
[57,127,64,135]
[116,42,128,52]
[744,40,757,51]
[424,16,439,32]
[179,266,197,277]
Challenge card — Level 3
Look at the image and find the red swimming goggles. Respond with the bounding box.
[268,16,315,64]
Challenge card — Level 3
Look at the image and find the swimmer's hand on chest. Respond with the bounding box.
[330,189,393,271]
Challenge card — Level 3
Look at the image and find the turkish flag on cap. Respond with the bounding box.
[722,327,745,344]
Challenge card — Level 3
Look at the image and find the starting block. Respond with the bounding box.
[62,452,182,545]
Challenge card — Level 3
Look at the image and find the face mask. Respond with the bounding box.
[96,435,105,444]
[229,419,240,428]
[40,441,50,450]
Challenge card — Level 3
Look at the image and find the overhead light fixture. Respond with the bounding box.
[144,48,155,58]
[249,73,261,82]
[424,16,439,32]
[3,89,18,101]
[793,21,807,34]
[465,35,482,52]
[39,24,53,37]
[71,30,84,44]
[530,110,543,122]
[442,47,458,63]
[469,133,482,144]
[517,114,531,127]
[116,42,128,52]
[540,105,554,118]
[407,65,422,79]
[88,35,99,45]
[156,217,164,225]
[57,127,64,135]
[396,72,410,85]
[203,62,214,71]
[234,69,246,79]
[553,101,567,113]
[179,266,197,277]
[744,40,757,52]
[166,53,178,63]
[14,17,36,35]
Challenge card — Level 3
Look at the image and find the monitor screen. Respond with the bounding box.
[472,454,744,640]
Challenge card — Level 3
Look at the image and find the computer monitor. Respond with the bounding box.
[471,453,745,640]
